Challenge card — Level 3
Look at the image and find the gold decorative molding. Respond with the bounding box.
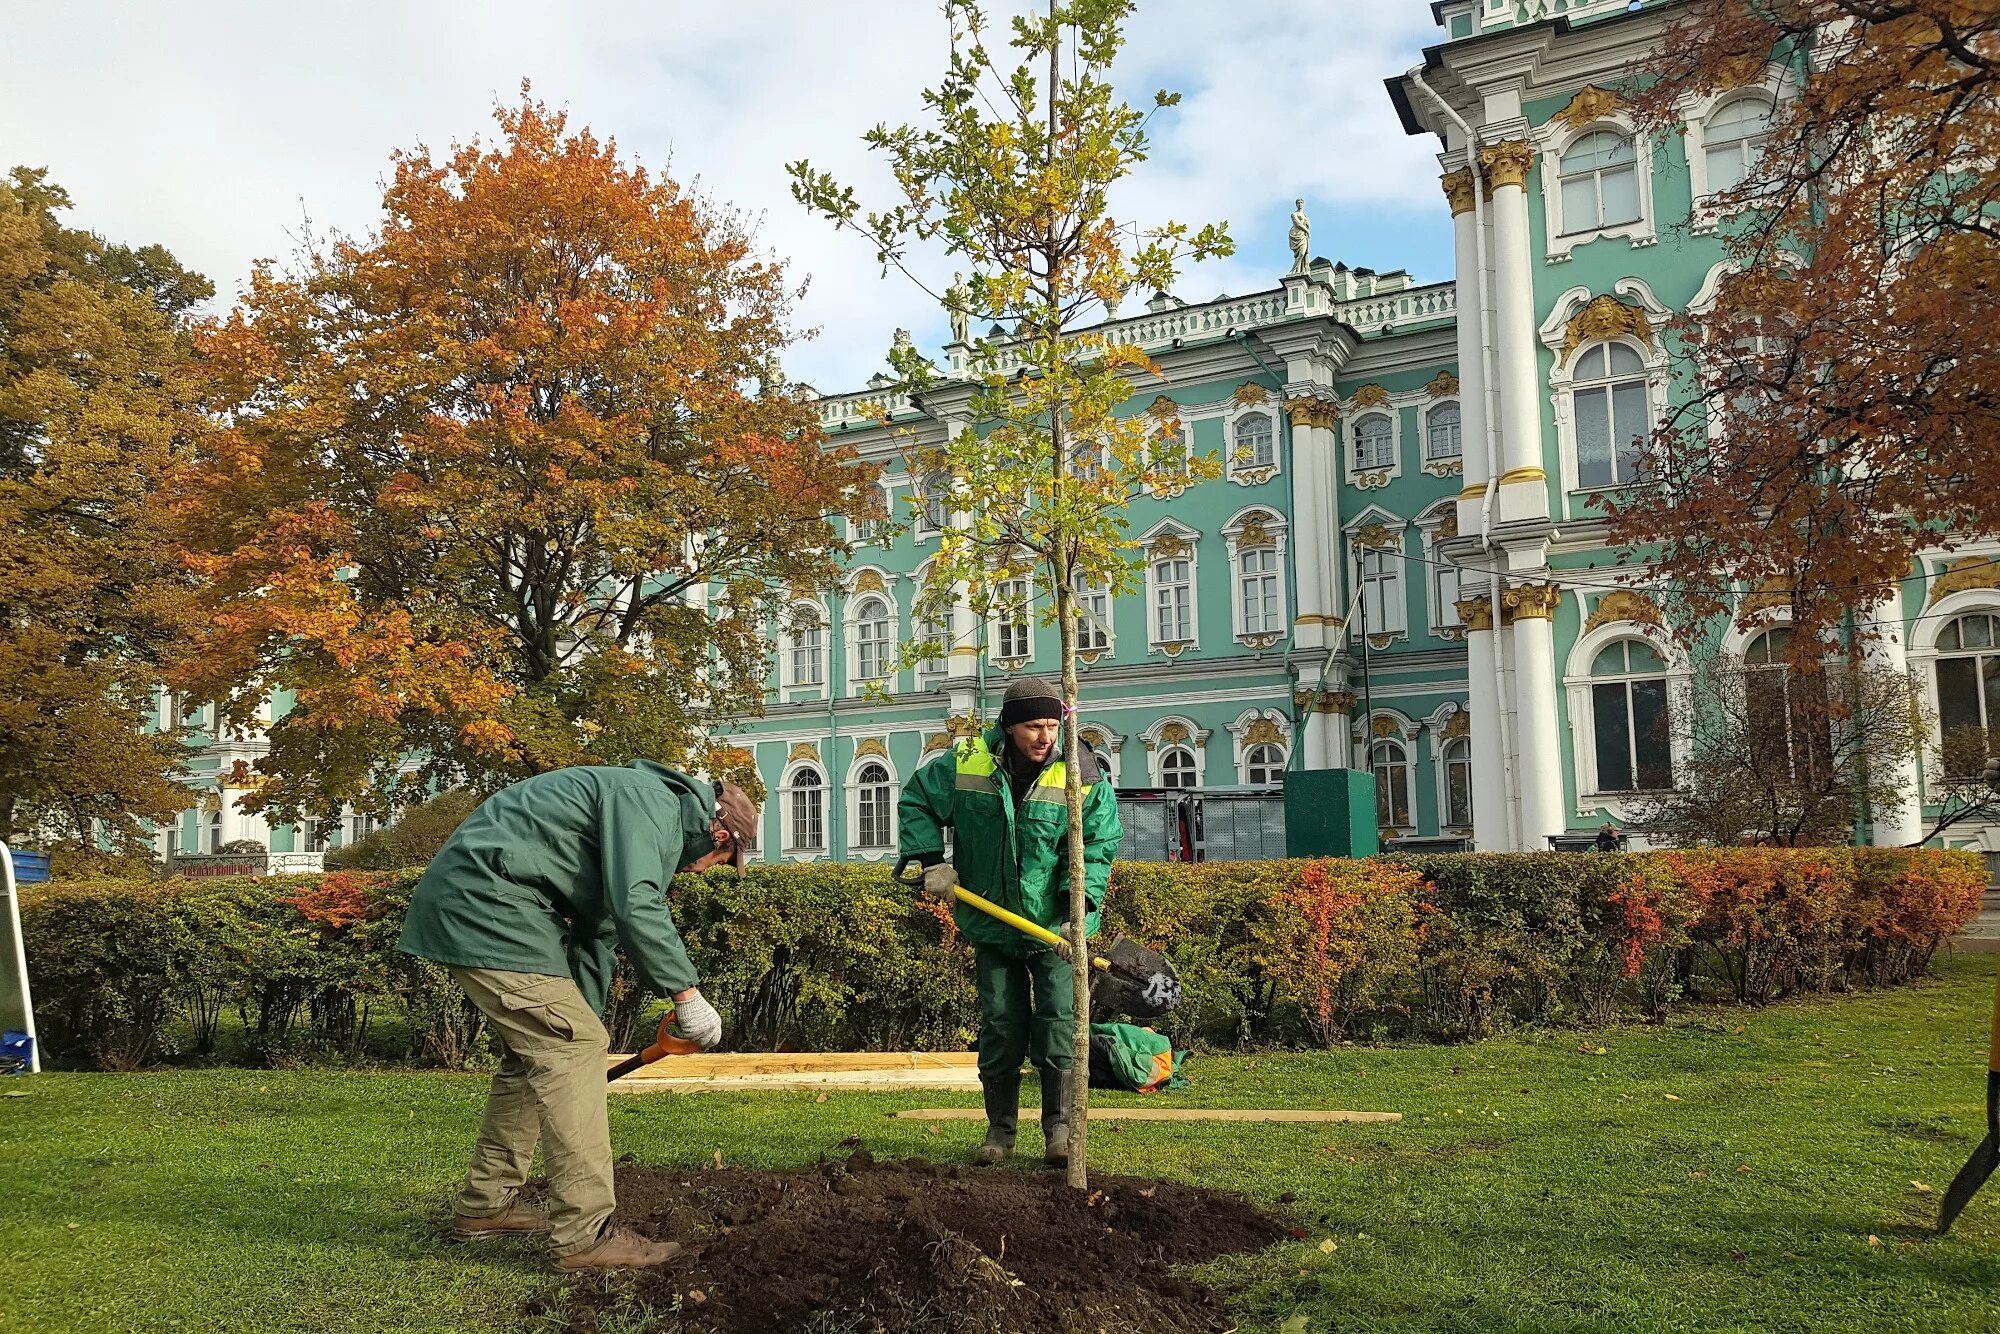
[1354,523,1400,550]
[1232,382,1269,406]
[1441,168,1476,217]
[1479,139,1537,192]
[1146,394,1182,421]
[1561,294,1654,365]
[1442,710,1472,740]
[1498,466,1547,485]
[1715,54,1768,90]
[924,731,952,753]
[852,569,887,595]
[1738,578,1793,616]
[1367,633,1398,651]
[1239,631,1283,651]
[1285,395,1340,430]
[1238,512,1274,548]
[1460,481,1489,499]
[1149,531,1192,559]
[1502,583,1563,623]
[1077,648,1106,666]
[1371,716,1402,739]
[1159,722,1191,745]
[1327,691,1358,715]
[1232,465,1278,487]
[1552,85,1624,131]
[1435,626,1466,642]
[1354,469,1393,490]
[855,738,888,760]
[1584,589,1666,634]
[787,742,821,764]
[1436,511,1460,541]
[946,713,983,740]
[1294,612,1346,628]
[1424,370,1460,398]
[1928,556,2000,606]
[1160,640,1191,658]
[1421,458,1465,479]
[1351,383,1391,409]
[1246,719,1286,747]
[1456,598,1495,632]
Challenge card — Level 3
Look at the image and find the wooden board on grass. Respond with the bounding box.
[893,1107,1402,1124]
[607,1050,982,1092]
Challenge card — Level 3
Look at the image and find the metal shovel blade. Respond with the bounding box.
[1094,937,1181,1020]
[1937,1071,1999,1235]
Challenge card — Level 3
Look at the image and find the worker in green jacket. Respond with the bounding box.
[898,678,1124,1168]
[399,760,757,1271]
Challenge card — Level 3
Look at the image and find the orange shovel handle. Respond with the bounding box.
[606,1007,700,1082]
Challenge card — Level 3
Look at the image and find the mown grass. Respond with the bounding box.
[2,955,1995,1333]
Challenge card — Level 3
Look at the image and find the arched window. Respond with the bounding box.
[1357,541,1406,635]
[1936,613,2000,776]
[853,596,894,683]
[1572,342,1649,489]
[207,809,224,853]
[789,609,826,687]
[1744,627,1832,779]
[1372,738,1412,827]
[1425,402,1461,462]
[1704,96,1773,196]
[854,762,894,848]
[1559,130,1640,232]
[916,602,953,679]
[1243,742,1286,785]
[1159,746,1198,789]
[786,768,825,851]
[915,472,947,536]
[1589,639,1673,792]
[1071,569,1112,653]
[1238,546,1281,636]
[1353,414,1394,471]
[1442,737,1473,828]
[1233,411,1275,470]
[994,576,1032,659]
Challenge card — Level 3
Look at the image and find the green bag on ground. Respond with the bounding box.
[1087,1021,1190,1093]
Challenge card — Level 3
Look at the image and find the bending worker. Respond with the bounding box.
[898,678,1124,1168]
[399,760,757,1271]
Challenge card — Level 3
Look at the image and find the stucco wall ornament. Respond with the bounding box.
[1246,719,1286,747]
[1240,632,1282,651]
[1368,634,1399,650]
[853,569,887,595]
[1501,583,1563,622]
[1149,531,1192,559]
[1421,459,1465,479]
[1928,555,2000,606]
[1436,511,1460,540]
[1479,140,1537,192]
[1372,716,1403,739]
[787,742,821,764]
[1285,395,1340,430]
[1146,394,1182,422]
[1327,691,1358,715]
[1552,85,1624,130]
[1738,579,1793,616]
[1561,295,1654,365]
[1584,589,1666,633]
[1232,382,1269,407]
[946,713,983,740]
[1455,597,1496,632]
[1354,469,1394,490]
[1159,722,1192,744]
[1351,384,1391,409]
[1354,523,1400,549]
[855,738,888,760]
[1424,371,1460,398]
[1442,710,1472,740]
[1238,512,1274,548]
[1440,168,1476,217]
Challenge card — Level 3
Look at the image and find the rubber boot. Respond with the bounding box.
[1041,1075,1072,1169]
[975,1072,1019,1166]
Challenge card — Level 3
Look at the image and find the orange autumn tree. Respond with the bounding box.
[1606,1,2000,650]
[179,93,874,823]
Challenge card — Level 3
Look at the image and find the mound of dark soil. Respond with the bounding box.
[538,1150,1287,1333]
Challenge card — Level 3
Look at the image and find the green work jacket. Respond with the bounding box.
[897,726,1123,954]
[398,760,716,1014]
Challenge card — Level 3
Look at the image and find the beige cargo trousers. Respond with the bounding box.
[450,968,616,1256]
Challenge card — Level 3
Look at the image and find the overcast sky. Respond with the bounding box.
[1,1,1454,392]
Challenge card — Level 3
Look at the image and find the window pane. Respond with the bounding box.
[1963,614,1993,650]
[1575,344,1605,379]
[1985,655,2000,732]
[1611,381,1649,483]
[1562,176,1599,230]
[1706,142,1746,194]
[1937,657,1983,737]
[1436,563,1461,626]
[1576,386,1613,488]
[1600,163,1639,225]
[1593,682,1635,791]
[1630,678,1672,789]
[1606,343,1646,376]
[1426,404,1461,459]
[1445,741,1473,828]
[1625,640,1665,673]
[1592,641,1629,675]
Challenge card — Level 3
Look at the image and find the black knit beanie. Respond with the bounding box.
[998,677,1064,727]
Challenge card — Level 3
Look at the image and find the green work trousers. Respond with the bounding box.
[973,944,1076,1084]
[450,967,613,1256]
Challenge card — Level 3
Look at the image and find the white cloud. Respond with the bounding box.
[0,0,1449,393]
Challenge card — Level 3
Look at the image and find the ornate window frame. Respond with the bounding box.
[910,558,955,688]
[1562,612,1691,822]
[1414,500,1465,642]
[986,571,1035,671]
[844,746,899,860]
[1426,702,1475,834]
[1345,509,1409,646]
[1420,397,1464,478]
[1222,387,1283,487]
[1535,108,1657,261]
[844,570,900,695]
[1908,565,2000,798]
[778,753,829,860]
[1539,280,1675,519]
[1680,66,1790,232]
[1075,723,1124,787]
[1139,520,1202,658]
[1225,708,1292,785]
[778,598,831,702]
[1345,400,1402,490]
[1141,715,1209,788]
[1358,709,1420,831]
[1222,507,1289,651]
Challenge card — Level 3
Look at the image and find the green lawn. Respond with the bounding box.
[4,957,1997,1334]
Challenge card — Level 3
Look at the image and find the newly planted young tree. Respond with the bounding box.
[178,93,876,824]
[0,167,210,863]
[1608,1,2000,651]
[791,0,1230,1187]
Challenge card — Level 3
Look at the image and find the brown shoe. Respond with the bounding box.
[453,1200,552,1241]
[554,1223,684,1272]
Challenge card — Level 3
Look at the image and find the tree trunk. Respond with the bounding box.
[1053,548,1091,1191]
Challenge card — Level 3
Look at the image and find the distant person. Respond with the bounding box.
[1594,823,1622,853]
[898,678,1124,1168]
[399,761,755,1271]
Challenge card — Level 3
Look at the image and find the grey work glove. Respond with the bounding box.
[921,863,960,905]
[1049,923,1085,964]
[671,990,724,1051]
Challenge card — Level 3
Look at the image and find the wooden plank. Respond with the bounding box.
[892,1108,1402,1124]
[606,1051,978,1080]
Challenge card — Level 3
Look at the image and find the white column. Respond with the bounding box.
[1285,402,1334,652]
[1506,586,1567,848]
[1867,591,1925,845]
[1460,604,1508,851]
[1444,167,1491,538]
[1481,141,1549,527]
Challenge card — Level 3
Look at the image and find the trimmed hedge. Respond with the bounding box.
[21,849,1987,1070]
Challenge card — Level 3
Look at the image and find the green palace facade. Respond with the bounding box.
[154,0,2000,866]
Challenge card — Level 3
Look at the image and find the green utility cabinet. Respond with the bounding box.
[1283,769,1379,859]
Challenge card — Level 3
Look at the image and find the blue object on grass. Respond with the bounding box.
[0,1030,31,1076]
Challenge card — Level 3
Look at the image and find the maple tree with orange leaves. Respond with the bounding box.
[176,91,876,822]
[1605,1,1999,653]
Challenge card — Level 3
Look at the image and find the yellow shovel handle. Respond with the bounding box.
[952,885,1109,972]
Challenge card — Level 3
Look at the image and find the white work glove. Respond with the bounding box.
[921,862,960,905]
[1049,923,1084,964]
[671,990,724,1050]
